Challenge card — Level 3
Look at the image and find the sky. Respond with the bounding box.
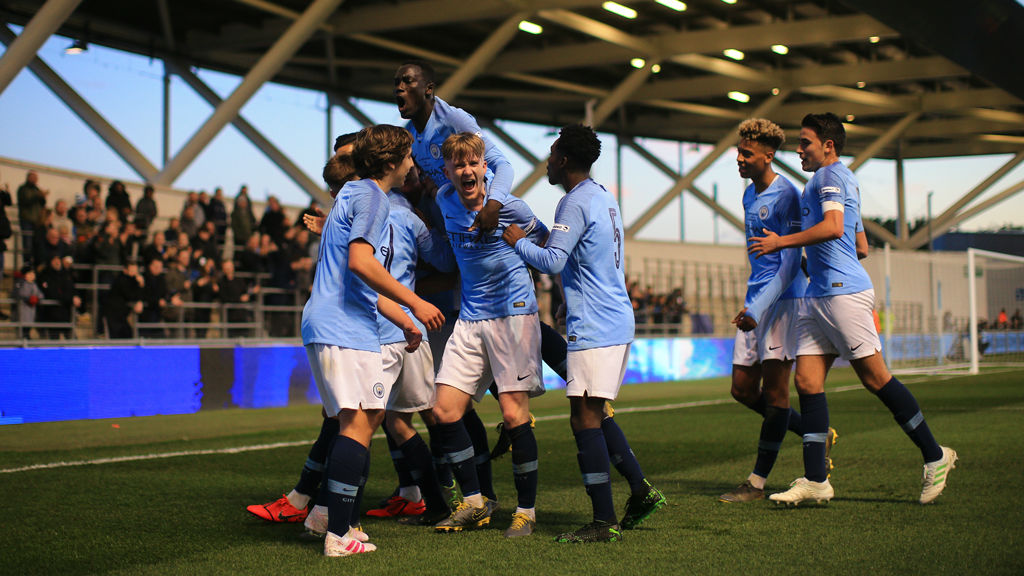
[1,31,1023,247]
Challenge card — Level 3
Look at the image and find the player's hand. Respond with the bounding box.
[469,198,501,239]
[403,325,422,352]
[502,223,526,247]
[732,308,757,332]
[411,300,444,332]
[748,228,782,258]
[303,213,326,235]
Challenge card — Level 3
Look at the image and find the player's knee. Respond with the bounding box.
[432,403,459,424]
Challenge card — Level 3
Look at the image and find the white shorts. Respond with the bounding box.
[381,342,436,413]
[566,344,630,400]
[305,343,387,416]
[796,290,882,361]
[436,313,545,402]
[732,298,802,366]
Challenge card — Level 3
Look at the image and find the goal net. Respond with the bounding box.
[966,248,1024,373]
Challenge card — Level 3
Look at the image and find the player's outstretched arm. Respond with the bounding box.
[349,239,444,331]
[748,210,843,257]
[378,295,422,352]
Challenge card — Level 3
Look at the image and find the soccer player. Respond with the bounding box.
[302,124,444,557]
[429,132,547,538]
[720,118,830,503]
[749,113,957,505]
[503,124,666,543]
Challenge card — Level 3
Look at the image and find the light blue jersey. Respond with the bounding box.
[801,161,873,297]
[301,179,390,351]
[407,97,513,205]
[514,179,633,351]
[377,193,456,345]
[743,175,804,324]
[436,180,548,321]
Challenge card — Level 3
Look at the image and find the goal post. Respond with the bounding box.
[967,248,1024,374]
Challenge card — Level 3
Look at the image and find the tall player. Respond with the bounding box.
[720,118,832,503]
[504,125,665,543]
[749,113,957,505]
[302,125,444,557]
[430,132,547,538]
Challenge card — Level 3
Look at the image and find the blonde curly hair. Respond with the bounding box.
[738,118,785,151]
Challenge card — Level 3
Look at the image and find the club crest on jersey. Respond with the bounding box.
[372,382,385,398]
[430,143,441,159]
[758,205,770,220]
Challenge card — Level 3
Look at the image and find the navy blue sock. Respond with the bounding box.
[399,434,447,514]
[753,405,790,479]
[427,424,455,487]
[747,392,802,437]
[349,444,370,528]
[601,417,646,495]
[315,434,338,507]
[384,426,415,489]
[575,428,616,523]
[507,422,539,509]
[799,393,830,482]
[874,377,943,462]
[540,321,568,381]
[326,435,366,537]
[294,417,338,498]
[437,420,481,498]
[462,409,496,500]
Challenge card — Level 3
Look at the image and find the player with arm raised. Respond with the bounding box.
[749,113,956,506]
[503,125,666,543]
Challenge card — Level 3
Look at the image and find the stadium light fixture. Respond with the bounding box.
[631,58,646,69]
[869,36,881,43]
[771,87,780,95]
[728,91,750,103]
[771,44,789,55]
[846,114,856,122]
[856,81,867,88]
[65,38,88,55]
[655,0,687,11]
[518,20,543,35]
[721,0,738,4]
[723,49,745,61]
[602,1,638,19]
[651,64,662,73]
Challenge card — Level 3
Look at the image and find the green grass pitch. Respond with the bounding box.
[2,367,1022,575]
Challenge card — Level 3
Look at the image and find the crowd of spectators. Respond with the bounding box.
[2,171,319,339]
[628,278,689,330]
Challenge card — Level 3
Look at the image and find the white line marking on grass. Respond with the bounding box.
[2,370,998,475]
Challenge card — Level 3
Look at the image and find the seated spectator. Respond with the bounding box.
[164,217,182,247]
[191,222,220,265]
[70,205,94,242]
[119,220,145,263]
[997,308,1009,329]
[181,191,205,230]
[14,265,44,339]
[139,257,170,339]
[163,248,194,334]
[37,255,80,340]
[289,226,314,297]
[1012,309,1022,330]
[105,260,144,338]
[142,230,168,265]
[106,180,132,223]
[295,199,321,228]
[135,184,158,231]
[180,204,200,239]
[52,199,72,232]
[219,259,257,338]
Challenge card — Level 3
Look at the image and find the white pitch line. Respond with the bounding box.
[0,373,985,475]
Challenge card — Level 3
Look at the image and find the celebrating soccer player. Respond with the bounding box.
[749,113,957,505]
[720,118,836,503]
[504,125,666,543]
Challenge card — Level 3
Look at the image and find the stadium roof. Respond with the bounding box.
[1,0,1022,245]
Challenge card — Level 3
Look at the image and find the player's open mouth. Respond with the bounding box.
[461,176,477,192]
[396,95,407,113]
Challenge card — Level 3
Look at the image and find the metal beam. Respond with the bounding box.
[436,13,526,101]
[938,178,1024,231]
[625,139,743,231]
[333,95,375,128]
[0,25,159,181]
[538,9,658,55]
[904,150,1024,249]
[848,112,921,172]
[510,62,657,197]
[626,90,792,238]
[155,0,346,186]
[0,0,83,96]
[169,62,330,206]
[895,146,908,240]
[477,119,539,165]
[773,157,808,185]
[862,218,902,247]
